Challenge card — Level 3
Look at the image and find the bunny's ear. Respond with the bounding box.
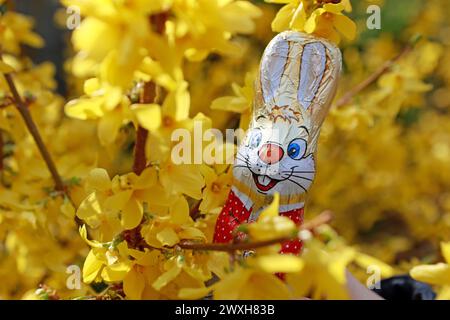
[259,38,290,105]
[297,42,327,110]
[256,31,341,121]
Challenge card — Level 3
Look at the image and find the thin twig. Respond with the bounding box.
[333,44,412,109]
[189,200,201,220]
[133,125,150,175]
[132,12,167,175]
[0,130,3,172]
[3,72,65,192]
[178,236,292,252]
[302,210,333,230]
[173,211,333,252]
[133,82,157,175]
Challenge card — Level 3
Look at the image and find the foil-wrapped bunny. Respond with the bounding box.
[213,31,342,254]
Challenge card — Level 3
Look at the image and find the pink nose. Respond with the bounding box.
[258,144,284,164]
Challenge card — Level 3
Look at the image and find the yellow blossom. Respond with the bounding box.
[267,0,355,43]
[199,165,232,213]
[286,239,355,299]
[411,242,450,299]
[77,167,157,234]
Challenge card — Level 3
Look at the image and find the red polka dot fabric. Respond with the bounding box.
[213,190,252,243]
[213,191,305,256]
[280,207,304,255]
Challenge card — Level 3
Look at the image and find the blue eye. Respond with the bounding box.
[287,139,307,160]
[248,130,262,148]
[287,143,300,158]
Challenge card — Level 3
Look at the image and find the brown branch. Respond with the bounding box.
[0,130,3,172]
[333,44,412,109]
[133,82,156,175]
[174,211,333,252]
[178,236,292,252]
[132,13,167,175]
[2,69,82,227]
[151,11,169,34]
[189,200,201,220]
[133,81,157,175]
[302,210,333,230]
[133,125,149,175]
[3,72,65,192]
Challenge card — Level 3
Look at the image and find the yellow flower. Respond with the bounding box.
[267,0,308,32]
[80,228,133,284]
[140,195,206,248]
[64,77,127,145]
[77,167,157,234]
[286,239,355,299]
[123,250,213,299]
[81,235,165,295]
[411,242,450,299]
[0,60,14,73]
[353,252,395,278]
[267,0,355,43]
[211,72,255,129]
[80,231,208,300]
[212,268,292,299]
[170,0,262,60]
[304,2,356,43]
[199,165,232,214]
[131,103,162,131]
[135,80,190,136]
[247,193,297,241]
[179,253,303,300]
[122,249,172,299]
[63,0,160,84]
[0,11,44,54]
[159,162,205,200]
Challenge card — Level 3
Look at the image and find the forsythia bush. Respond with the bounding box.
[0,0,448,299]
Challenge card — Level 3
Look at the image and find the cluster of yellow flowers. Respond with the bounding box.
[0,1,98,298]
[0,0,449,300]
[268,0,355,43]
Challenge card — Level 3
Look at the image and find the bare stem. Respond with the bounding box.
[132,12,167,175]
[133,81,157,175]
[333,44,412,109]
[173,211,333,252]
[189,200,201,220]
[178,236,292,252]
[0,130,3,172]
[3,72,65,192]
[133,125,149,175]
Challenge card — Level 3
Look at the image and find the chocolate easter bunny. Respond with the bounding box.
[213,31,342,254]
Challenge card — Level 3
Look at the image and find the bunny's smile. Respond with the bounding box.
[252,173,281,192]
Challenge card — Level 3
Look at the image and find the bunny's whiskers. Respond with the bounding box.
[287,179,309,193]
[289,175,313,182]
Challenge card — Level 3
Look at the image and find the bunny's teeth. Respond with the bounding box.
[257,175,271,186]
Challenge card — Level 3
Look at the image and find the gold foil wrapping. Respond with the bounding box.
[233,31,342,212]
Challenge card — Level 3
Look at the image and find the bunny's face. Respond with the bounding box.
[232,31,341,204]
[235,110,315,196]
